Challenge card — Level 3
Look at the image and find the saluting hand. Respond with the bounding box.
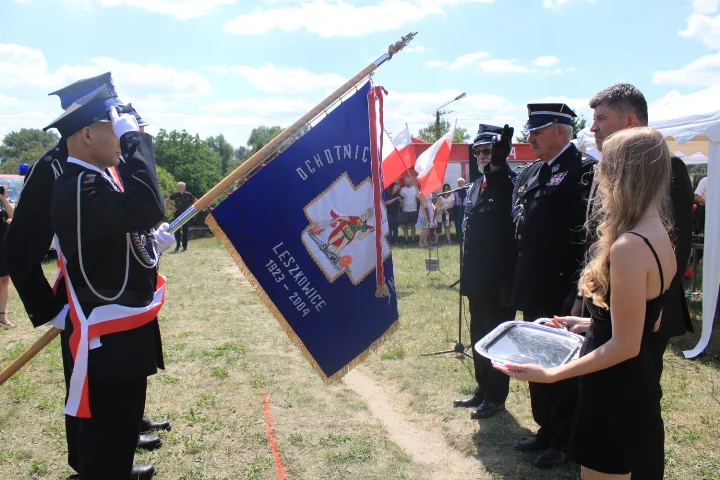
[490,124,514,167]
[108,106,140,140]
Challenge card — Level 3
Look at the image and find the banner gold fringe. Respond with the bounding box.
[375,284,389,298]
[206,213,400,384]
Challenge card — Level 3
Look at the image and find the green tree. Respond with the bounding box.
[572,115,587,139]
[0,128,59,164]
[206,134,235,177]
[235,145,248,163]
[155,165,177,220]
[153,129,223,223]
[515,130,529,143]
[246,125,284,157]
[417,118,469,143]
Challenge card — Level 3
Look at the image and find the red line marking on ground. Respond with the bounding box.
[261,392,287,480]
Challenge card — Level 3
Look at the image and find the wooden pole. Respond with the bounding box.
[0,327,61,386]
[168,31,418,235]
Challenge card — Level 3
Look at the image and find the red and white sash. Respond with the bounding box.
[56,245,166,418]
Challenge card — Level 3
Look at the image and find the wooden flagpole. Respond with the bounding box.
[0,32,418,387]
[168,32,418,235]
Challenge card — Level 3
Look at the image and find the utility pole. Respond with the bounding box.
[434,92,467,142]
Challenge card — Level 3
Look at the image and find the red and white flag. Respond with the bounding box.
[414,127,454,196]
[381,125,416,189]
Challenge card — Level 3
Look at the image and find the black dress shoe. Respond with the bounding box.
[140,416,171,433]
[534,448,568,469]
[514,437,546,452]
[137,435,162,451]
[130,463,156,479]
[470,401,505,419]
[453,394,483,408]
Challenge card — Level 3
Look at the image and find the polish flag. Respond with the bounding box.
[414,127,454,196]
[381,125,416,189]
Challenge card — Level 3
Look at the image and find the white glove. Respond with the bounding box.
[43,304,70,330]
[108,106,139,140]
[155,223,175,253]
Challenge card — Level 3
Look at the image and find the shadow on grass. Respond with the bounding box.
[471,412,580,479]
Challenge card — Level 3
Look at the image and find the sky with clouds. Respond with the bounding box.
[1,0,719,147]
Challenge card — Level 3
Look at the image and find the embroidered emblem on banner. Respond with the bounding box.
[548,171,568,187]
[302,174,388,284]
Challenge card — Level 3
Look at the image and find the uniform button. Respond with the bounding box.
[518,253,523,257]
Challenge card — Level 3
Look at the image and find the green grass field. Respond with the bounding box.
[1,238,718,479]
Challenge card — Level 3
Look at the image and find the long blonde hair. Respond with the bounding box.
[579,127,672,308]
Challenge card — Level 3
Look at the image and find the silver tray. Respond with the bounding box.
[474,319,584,369]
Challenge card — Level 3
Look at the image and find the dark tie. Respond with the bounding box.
[538,162,552,186]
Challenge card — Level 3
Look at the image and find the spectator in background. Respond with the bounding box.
[416,194,435,248]
[438,183,454,245]
[399,176,419,244]
[694,175,707,234]
[455,177,467,243]
[167,182,196,252]
[384,182,402,244]
[0,186,15,327]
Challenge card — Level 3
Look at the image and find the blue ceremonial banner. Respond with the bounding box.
[207,82,399,382]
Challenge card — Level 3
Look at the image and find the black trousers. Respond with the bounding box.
[66,379,147,479]
[468,295,514,404]
[455,208,464,243]
[523,306,577,450]
[174,222,190,250]
[388,214,399,244]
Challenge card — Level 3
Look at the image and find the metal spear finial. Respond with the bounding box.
[388,31,418,59]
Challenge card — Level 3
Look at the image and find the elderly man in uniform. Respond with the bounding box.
[453,124,517,419]
[580,83,694,479]
[45,85,168,479]
[511,103,596,469]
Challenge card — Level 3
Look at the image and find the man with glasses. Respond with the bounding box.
[454,125,517,419]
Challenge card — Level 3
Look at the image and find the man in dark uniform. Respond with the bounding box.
[585,83,694,479]
[511,103,596,469]
[4,74,168,478]
[453,124,517,419]
[45,85,166,479]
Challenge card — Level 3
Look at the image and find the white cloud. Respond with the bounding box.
[532,55,560,67]
[543,0,594,7]
[65,0,237,20]
[528,95,592,120]
[203,97,313,114]
[692,0,719,14]
[405,45,427,53]
[479,59,530,73]
[0,94,31,109]
[679,13,720,48]
[228,64,346,94]
[653,52,720,86]
[425,60,446,68]
[225,0,494,37]
[449,51,490,70]
[0,43,212,101]
[205,66,229,74]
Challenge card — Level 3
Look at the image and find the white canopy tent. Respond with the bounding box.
[577,85,719,358]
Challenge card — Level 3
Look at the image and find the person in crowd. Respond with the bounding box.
[497,127,675,480]
[437,183,454,245]
[384,182,402,244]
[510,103,596,468]
[167,182,197,252]
[0,185,15,327]
[454,177,467,243]
[415,193,435,248]
[454,124,516,419]
[47,86,169,479]
[399,176,419,244]
[3,73,170,480]
[694,174,707,234]
[583,83,694,479]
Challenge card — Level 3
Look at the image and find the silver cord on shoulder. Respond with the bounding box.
[76,173,130,302]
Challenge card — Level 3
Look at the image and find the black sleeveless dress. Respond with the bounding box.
[568,232,668,475]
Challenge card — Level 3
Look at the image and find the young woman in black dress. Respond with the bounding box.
[495,127,676,479]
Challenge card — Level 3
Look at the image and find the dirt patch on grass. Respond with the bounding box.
[343,368,487,480]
